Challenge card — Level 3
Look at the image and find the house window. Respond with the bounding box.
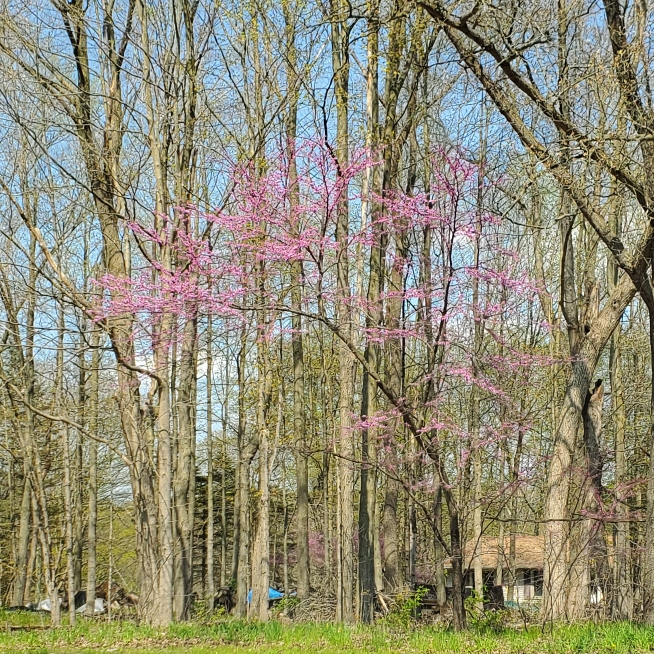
[523,569,543,598]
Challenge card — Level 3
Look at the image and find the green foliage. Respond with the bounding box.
[464,587,484,614]
[274,596,301,616]
[464,588,508,633]
[380,586,428,628]
[471,607,509,634]
[1,613,654,653]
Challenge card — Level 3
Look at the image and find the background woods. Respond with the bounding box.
[0,0,653,632]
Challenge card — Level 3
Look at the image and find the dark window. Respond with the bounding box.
[533,570,543,597]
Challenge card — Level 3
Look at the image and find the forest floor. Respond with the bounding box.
[1,611,654,653]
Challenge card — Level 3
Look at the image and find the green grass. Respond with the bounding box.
[1,612,654,653]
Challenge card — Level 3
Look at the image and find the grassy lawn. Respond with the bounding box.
[1,612,654,653]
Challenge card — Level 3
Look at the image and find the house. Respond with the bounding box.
[444,535,544,602]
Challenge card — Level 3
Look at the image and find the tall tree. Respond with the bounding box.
[330,0,355,623]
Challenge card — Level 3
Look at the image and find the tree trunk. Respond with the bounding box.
[232,329,247,601]
[24,525,37,605]
[85,329,100,617]
[543,276,635,621]
[358,194,383,622]
[282,0,310,603]
[27,449,60,626]
[547,145,607,621]
[610,323,632,618]
[73,330,86,593]
[471,121,486,612]
[12,476,31,607]
[507,427,524,603]
[63,426,77,626]
[494,443,506,589]
[642,313,654,624]
[234,449,253,618]
[358,0,382,623]
[251,422,271,621]
[73,435,84,593]
[173,316,198,621]
[444,487,467,630]
[234,326,259,618]
[359,352,379,623]
[206,316,215,606]
[472,444,484,609]
[293,319,310,600]
[408,493,416,589]
[153,315,174,626]
[330,0,354,622]
[250,302,273,622]
[12,231,37,608]
[585,381,609,610]
[433,486,447,605]
[322,450,332,588]
[282,459,290,596]
[544,360,588,620]
[221,403,228,588]
[382,472,400,593]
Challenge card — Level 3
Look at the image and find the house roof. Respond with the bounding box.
[444,535,544,571]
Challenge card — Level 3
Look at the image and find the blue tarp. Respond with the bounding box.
[247,587,284,604]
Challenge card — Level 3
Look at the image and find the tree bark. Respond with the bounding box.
[543,277,634,620]
[153,305,174,625]
[470,114,487,612]
[221,401,228,588]
[63,426,77,626]
[85,329,100,617]
[12,475,31,607]
[606,180,633,619]
[173,315,198,620]
[585,381,608,607]
[433,486,447,605]
[382,469,400,593]
[73,329,86,593]
[235,327,259,617]
[11,230,37,608]
[610,324,632,618]
[642,313,654,624]
[232,329,247,602]
[330,0,355,622]
[206,316,215,605]
[358,0,382,623]
[250,290,273,621]
[282,6,310,595]
[251,421,271,621]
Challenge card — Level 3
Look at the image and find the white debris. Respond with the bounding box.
[76,598,105,614]
[37,598,62,612]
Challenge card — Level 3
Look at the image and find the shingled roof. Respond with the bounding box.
[444,535,544,571]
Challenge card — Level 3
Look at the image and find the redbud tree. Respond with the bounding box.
[95,139,550,622]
